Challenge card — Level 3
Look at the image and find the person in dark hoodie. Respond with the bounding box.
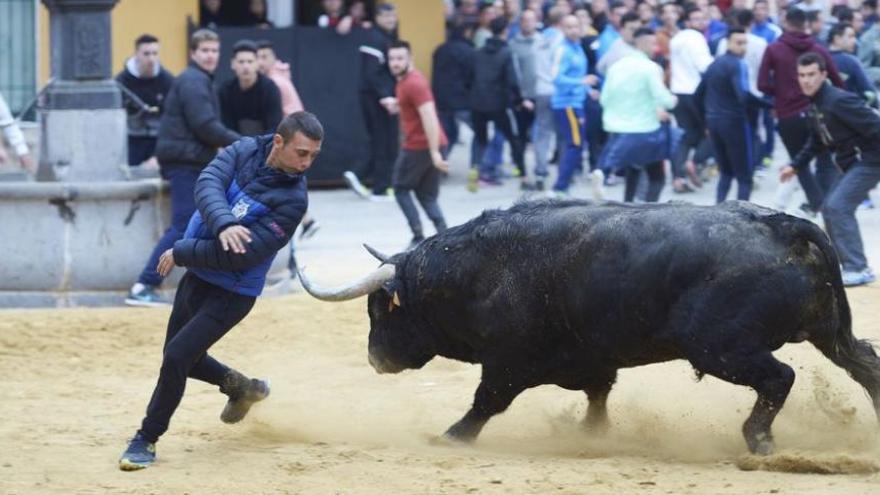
[432,23,476,166]
[126,29,240,307]
[343,3,399,201]
[758,6,844,215]
[118,111,322,471]
[218,40,283,136]
[780,53,880,286]
[116,34,175,167]
[469,17,531,189]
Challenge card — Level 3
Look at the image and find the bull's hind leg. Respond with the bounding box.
[443,371,528,442]
[583,370,618,432]
[684,347,795,455]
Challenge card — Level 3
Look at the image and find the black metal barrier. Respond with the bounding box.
[211,26,372,186]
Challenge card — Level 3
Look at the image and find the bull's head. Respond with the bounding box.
[298,245,436,374]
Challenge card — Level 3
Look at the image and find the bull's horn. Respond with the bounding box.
[297,265,395,301]
[363,243,392,264]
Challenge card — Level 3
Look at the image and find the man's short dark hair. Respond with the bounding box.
[684,5,702,22]
[256,39,274,51]
[232,39,258,57]
[735,9,754,28]
[621,12,641,26]
[609,1,626,12]
[276,111,324,143]
[634,27,655,38]
[797,51,827,72]
[727,26,747,38]
[376,3,395,14]
[786,7,807,29]
[838,8,855,23]
[135,34,158,49]
[546,5,567,25]
[866,0,878,10]
[828,22,854,46]
[805,10,820,23]
[189,29,219,51]
[489,17,508,36]
[389,39,411,52]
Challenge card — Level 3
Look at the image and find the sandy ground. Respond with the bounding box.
[1,286,880,495]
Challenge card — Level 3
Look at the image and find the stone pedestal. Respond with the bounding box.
[40,0,126,182]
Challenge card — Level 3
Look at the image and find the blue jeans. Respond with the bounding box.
[138,166,200,287]
[822,163,880,272]
[552,107,585,192]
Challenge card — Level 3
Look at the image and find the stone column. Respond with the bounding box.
[40,0,126,182]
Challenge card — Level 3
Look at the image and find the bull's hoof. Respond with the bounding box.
[441,422,479,444]
[746,432,775,456]
[583,416,611,435]
[429,433,471,447]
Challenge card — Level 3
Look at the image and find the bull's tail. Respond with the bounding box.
[766,214,880,420]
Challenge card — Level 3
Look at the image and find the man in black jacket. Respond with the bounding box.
[780,53,880,286]
[218,39,283,136]
[126,29,240,307]
[344,3,399,202]
[470,17,531,189]
[116,34,175,167]
[432,23,476,167]
[119,111,322,471]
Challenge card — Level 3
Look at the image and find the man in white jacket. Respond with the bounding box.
[669,5,713,189]
[0,91,34,173]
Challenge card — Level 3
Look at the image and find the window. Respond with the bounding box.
[0,0,37,116]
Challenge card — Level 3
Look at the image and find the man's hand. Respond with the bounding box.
[589,89,600,101]
[19,154,36,174]
[157,249,176,277]
[379,97,399,115]
[656,108,671,122]
[219,225,252,254]
[779,165,797,183]
[430,150,450,173]
[521,99,535,111]
[584,74,599,86]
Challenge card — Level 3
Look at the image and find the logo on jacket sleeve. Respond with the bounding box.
[232,199,250,219]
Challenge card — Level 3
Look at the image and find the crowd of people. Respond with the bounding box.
[422,0,880,286]
[3,0,880,298]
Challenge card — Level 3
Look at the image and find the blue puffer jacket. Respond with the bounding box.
[172,135,308,296]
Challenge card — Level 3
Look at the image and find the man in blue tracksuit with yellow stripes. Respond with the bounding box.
[119,111,323,471]
[551,14,595,196]
[696,27,769,203]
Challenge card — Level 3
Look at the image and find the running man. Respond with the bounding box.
[118,111,322,470]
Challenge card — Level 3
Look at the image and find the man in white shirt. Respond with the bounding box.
[0,92,35,173]
[669,5,713,188]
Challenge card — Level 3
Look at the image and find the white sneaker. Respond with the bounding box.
[369,194,395,203]
[343,171,371,199]
[590,169,605,201]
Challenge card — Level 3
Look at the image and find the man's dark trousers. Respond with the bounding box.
[138,272,256,443]
[360,94,399,195]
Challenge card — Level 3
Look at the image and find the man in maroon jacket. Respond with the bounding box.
[758,6,844,214]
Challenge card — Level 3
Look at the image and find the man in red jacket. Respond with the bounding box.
[758,7,844,215]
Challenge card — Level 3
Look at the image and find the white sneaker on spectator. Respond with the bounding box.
[590,169,605,201]
[343,171,371,199]
[369,193,395,203]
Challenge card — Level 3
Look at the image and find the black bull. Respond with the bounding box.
[299,199,880,454]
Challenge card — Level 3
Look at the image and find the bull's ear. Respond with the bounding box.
[388,291,402,312]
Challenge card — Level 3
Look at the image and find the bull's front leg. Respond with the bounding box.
[443,375,526,443]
